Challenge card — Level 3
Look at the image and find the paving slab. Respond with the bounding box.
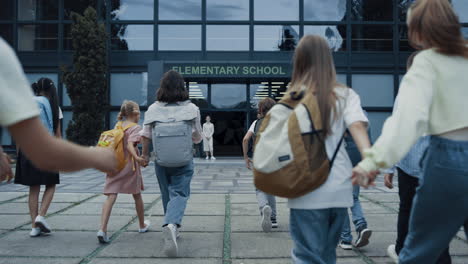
[90,258,221,264]
[0,214,32,230]
[0,202,74,215]
[13,193,96,203]
[188,194,226,204]
[127,215,225,232]
[61,202,146,216]
[231,203,289,216]
[0,257,81,264]
[98,232,223,258]
[19,214,133,232]
[0,231,100,257]
[230,194,287,204]
[360,202,396,214]
[87,194,159,204]
[362,215,398,232]
[0,192,27,202]
[231,215,289,232]
[231,232,292,258]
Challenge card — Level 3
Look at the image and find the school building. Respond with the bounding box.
[1,0,467,155]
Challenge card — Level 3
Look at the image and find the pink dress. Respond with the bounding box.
[103,125,145,194]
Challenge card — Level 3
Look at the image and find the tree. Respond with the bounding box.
[62,7,108,145]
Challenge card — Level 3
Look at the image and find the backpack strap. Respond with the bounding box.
[329,133,346,170]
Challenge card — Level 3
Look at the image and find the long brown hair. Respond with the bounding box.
[290,35,340,136]
[157,70,189,103]
[408,0,468,58]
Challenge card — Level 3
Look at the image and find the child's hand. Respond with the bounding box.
[384,173,394,189]
[0,151,14,183]
[135,157,147,167]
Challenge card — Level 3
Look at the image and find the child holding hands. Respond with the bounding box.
[97,100,149,243]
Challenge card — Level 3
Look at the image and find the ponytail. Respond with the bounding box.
[37,78,60,133]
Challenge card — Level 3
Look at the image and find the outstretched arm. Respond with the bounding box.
[8,117,116,173]
[242,131,254,169]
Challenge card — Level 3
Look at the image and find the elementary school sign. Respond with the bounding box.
[153,61,292,78]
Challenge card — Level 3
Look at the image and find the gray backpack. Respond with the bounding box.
[144,101,198,167]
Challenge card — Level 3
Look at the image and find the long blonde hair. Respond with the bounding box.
[290,35,340,136]
[408,0,468,58]
[117,100,139,121]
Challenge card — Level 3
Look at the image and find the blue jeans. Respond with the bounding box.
[154,160,194,227]
[340,185,368,243]
[399,136,468,263]
[256,189,277,219]
[290,208,347,264]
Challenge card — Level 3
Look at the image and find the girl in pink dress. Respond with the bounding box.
[97,100,149,243]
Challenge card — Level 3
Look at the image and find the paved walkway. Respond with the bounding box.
[0,159,467,264]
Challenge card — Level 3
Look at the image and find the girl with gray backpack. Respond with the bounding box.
[141,70,203,258]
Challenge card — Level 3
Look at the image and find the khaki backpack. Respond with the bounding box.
[252,91,344,199]
[97,121,137,173]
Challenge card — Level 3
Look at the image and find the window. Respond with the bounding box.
[398,0,414,21]
[304,0,346,21]
[254,25,299,51]
[351,0,393,21]
[18,0,58,20]
[111,24,153,51]
[367,112,391,142]
[304,25,347,51]
[254,0,299,21]
[189,82,209,108]
[207,25,249,51]
[64,0,98,20]
[0,0,14,20]
[463,27,468,40]
[453,0,468,23]
[352,74,394,108]
[18,24,58,51]
[337,74,347,85]
[250,83,270,107]
[352,25,393,51]
[211,84,247,109]
[62,111,72,138]
[158,25,201,51]
[25,73,59,87]
[1,130,12,145]
[159,0,201,20]
[0,25,14,46]
[111,0,153,20]
[207,0,249,21]
[399,25,415,52]
[110,73,148,106]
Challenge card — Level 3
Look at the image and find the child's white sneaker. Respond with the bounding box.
[138,220,151,233]
[34,216,51,233]
[261,205,272,232]
[205,156,209,160]
[211,156,216,160]
[97,230,110,244]
[30,227,41,237]
[163,224,178,257]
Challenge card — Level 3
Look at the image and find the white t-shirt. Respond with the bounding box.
[288,87,368,210]
[0,38,39,127]
[248,120,257,134]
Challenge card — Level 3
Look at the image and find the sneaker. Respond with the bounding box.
[163,224,178,257]
[138,220,151,233]
[34,216,51,233]
[29,227,41,237]
[387,244,399,263]
[271,218,278,229]
[97,230,110,244]
[261,206,272,232]
[339,241,353,250]
[355,228,372,248]
[205,156,209,160]
[211,156,216,160]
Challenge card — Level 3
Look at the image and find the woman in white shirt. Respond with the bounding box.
[353,0,468,263]
[202,115,215,160]
[287,35,371,263]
